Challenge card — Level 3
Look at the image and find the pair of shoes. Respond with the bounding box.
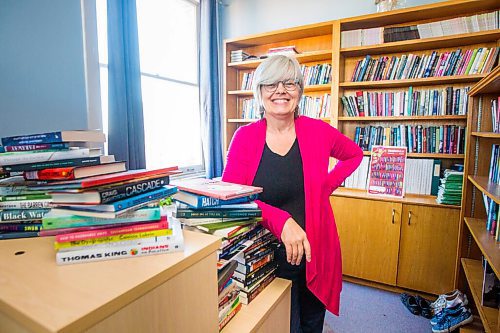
[400,293,433,319]
[431,306,473,333]
[431,290,468,315]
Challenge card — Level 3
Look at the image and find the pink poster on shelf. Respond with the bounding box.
[367,146,407,198]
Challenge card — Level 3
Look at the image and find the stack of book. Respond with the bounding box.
[230,50,250,62]
[0,130,107,240]
[171,178,275,328]
[383,25,420,43]
[267,45,298,56]
[436,169,464,205]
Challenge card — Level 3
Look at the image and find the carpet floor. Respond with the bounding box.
[323,281,432,333]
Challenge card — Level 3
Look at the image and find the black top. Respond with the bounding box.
[252,139,306,229]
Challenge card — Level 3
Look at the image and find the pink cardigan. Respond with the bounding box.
[222,116,363,315]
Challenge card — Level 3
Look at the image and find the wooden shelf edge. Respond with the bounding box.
[338,115,468,121]
[471,132,500,139]
[339,75,485,88]
[461,258,499,332]
[468,176,500,205]
[331,187,461,208]
[228,50,332,69]
[463,217,500,278]
[469,66,500,96]
[340,30,500,56]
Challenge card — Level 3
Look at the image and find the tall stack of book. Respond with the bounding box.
[170,178,276,329]
[230,50,250,62]
[436,168,464,205]
[0,130,108,240]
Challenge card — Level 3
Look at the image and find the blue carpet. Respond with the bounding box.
[323,281,432,333]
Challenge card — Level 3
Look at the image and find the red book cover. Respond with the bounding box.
[23,162,126,181]
[367,146,407,198]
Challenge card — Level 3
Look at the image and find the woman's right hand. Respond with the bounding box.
[280,218,311,265]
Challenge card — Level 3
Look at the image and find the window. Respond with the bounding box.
[95,0,203,173]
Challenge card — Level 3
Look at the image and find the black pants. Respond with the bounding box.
[275,245,326,333]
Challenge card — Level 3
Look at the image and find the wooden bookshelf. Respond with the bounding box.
[338,115,468,121]
[458,60,500,332]
[339,75,486,88]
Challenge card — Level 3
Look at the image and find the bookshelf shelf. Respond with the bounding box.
[471,132,500,139]
[228,49,332,69]
[338,115,468,122]
[461,258,499,333]
[362,151,465,159]
[340,30,500,56]
[468,176,500,205]
[464,217,500,277]
[469,66,500,96]
[228,84,332,96]
[339,75,485,89]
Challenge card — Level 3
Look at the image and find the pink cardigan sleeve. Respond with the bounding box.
[326,127,364,193]
[222,126,291,240]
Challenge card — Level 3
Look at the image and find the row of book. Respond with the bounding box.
[489,144,500,186]
[297,94,331,119]
[341,10,500,47]
[353,125,466,155]
[436,168,464,206]
[240,94,330,120]
[343,156,441,196]
[341,86,470,117]
[350,47,499,82]
[167,178,277,330]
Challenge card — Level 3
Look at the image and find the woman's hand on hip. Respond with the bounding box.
[280,218,311,265]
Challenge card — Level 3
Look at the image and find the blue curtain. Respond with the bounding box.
[199,0,224,178]
[107,0,146,170]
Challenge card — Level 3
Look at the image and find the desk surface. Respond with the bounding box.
[0,230,220,333]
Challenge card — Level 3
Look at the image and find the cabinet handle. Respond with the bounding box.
[408,211,412,225]
[392,209,395,224]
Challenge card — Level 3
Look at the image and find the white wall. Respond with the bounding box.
[219,0,448,40]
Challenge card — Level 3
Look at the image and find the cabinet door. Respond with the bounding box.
[331,196,402,285]
[397,204,460,294]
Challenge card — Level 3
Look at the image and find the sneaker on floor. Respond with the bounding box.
[431,307,473,333]
[430,304,463,325]
[415,295,433,319]
[431,290,462,307]
[400,293,421,316]
[432,293,468,315]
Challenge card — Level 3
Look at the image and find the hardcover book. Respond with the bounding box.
[1,155,115,173]
[23,161,126,181]
[172,178,262,200]
[172,190,258,209]
[1,130,106,146]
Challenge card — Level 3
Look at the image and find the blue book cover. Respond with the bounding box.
[61,185,177,213]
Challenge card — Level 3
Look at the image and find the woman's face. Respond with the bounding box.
[260,79,300,119]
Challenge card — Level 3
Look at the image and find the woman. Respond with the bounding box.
[222,55,363,332]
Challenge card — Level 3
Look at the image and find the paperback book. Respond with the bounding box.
[367,146,407,197]
[172,178,262,200]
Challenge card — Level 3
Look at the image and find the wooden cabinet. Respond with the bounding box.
[457,66,500,332]
[332,190,461,294]
[398,204,460,294]
[331,196,401,285]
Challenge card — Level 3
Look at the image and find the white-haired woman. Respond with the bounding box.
[222,55,363,333]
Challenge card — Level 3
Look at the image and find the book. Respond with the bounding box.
[54,185,177,213]
[367,145,407,198]
[218,260,238,293]
[171,178,262,200]
[0,208,50,222]
[174,207,261,219]
[1,130,106,146]
[42,207,161,229]
[55,218,184,265]
[172,190,258,209]
[49,174,170,205]
[1,155,116,173]
[0,148,102,166]
[28,166,179,190]
[55,220,169,242]
[481,258,500,308]
[23,161,126,181]
[0,222,42,232]
[0,143,71,153]
[0,231,39,240]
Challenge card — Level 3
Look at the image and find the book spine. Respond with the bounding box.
[1,131,63,146]
[0,199,52,209]
[56,220,169,242]
[2,156,105,172]
[99,175,170,204]
[55,229,172,250]
[0,231,39,240]
[0,193,52,202]
[56,237,184,265]
[0,208,50,222]
[0,223,42,232]
[0,148,90,166]
[0,143,70,153]
[175,210,261,219]
[24,167,77,181]
[111,186,177,212]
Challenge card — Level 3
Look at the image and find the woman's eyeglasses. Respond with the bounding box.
[261,80,299,93]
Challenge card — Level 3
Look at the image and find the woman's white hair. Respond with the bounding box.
[252,55,304,117]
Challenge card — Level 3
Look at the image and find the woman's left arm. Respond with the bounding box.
[326,127,364,193]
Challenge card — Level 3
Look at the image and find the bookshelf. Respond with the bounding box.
[457,65,500,332]
[223,0,499,295]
